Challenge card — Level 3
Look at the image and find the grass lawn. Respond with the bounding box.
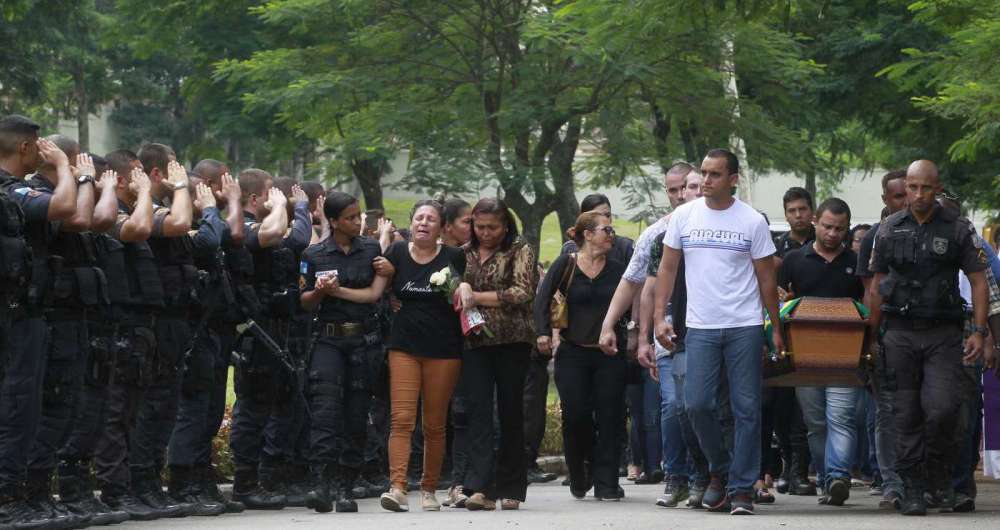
[370,198,647,265]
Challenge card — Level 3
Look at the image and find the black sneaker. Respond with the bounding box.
[702,475,729,512]
[655,475,689,508]
[901,488,927,516]
[527,467,557,484]
[687,483,707,508]
[730,492,754,515]
[934,488,956,513]
[826,478,850,506]
[953,493,975,513]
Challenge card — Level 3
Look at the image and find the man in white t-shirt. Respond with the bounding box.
[652,149,781,516]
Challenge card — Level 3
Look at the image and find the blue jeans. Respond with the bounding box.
[683,326,762,495]
[657,355,689,477]
[873,385,903,497]
[796,387,860,489]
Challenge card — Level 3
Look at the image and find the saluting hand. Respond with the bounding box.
[129,168,151,195]
[75,153,95,178]
[221,173,241,203]
[290,184,308,206]
[166,160,188,187]
[194,182,216,211]
[36,138,69,168]
[98,170,118,191]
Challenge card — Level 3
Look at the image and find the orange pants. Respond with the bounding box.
[387,350,461,492]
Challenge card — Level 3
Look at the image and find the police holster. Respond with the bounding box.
[86,321,120,387]
[121,324,157,388]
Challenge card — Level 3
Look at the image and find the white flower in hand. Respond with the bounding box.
[430,271,446,286]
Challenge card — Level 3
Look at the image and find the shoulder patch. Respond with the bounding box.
[14,187,41,197]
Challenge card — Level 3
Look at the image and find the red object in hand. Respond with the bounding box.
[453,297,486,336]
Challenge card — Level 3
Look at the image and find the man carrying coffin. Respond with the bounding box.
[777,198,864,506]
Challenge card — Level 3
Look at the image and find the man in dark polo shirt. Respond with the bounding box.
[779,198,865,507]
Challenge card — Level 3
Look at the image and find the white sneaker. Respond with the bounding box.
[421,491,441,511]
[380,488,409,512]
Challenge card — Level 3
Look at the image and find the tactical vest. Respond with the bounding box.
[148,233,200,309]
[225,237,262,320]
[0,178,31,300]
[877,207,966,320]
[121,239,165,309]
[48,230,108,309]
[93,233,131,307]
[251,241,300,318]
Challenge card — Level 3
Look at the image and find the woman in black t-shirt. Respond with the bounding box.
[379,200,466,513]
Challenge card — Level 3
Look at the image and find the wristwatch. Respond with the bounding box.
[169,180,187,191]
[626,320,637,331]
[970,324,988,337]
[76,174,95,185]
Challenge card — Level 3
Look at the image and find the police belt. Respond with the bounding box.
[318,321,367,338]
[883,315,961,330]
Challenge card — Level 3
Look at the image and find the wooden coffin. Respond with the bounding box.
[764,297,871,387]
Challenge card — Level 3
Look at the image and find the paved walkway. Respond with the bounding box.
[145,478,999,529]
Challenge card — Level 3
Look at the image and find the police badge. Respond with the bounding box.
[932,237,949,255]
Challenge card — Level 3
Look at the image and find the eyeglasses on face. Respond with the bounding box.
[597,226,615,236]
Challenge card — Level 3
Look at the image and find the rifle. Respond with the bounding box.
[232,318,296,375]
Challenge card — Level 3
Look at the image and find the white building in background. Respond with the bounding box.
[63,110,991,230]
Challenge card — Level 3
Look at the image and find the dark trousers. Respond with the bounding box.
[882,322,964,487]
[522,353,550,469]
[952,365,982,496]
[27,317,88,473]
[447,376,469,487]
[761,387,810,479]
[60,319,119,462]
[230,327,295,472]
[627,369,662,475]
[94,322,156,490]
[0,317,48,489]
[200,329,235,468]
[168,328,218,467]
[307,333,376,472]
[554,342,627,498]
[130,317,189,476]
[463,343,530,501]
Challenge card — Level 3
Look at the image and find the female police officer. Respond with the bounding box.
[300,191,394,513]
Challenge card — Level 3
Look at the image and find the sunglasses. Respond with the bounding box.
[596,226,615,236]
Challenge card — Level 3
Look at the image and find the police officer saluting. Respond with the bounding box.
[300,192,394,513]
[0,117,82,530]
[868,159,989,516]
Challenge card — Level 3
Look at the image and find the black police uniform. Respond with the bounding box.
[56,231,132,525]
[0,170,37,523]
[300,235,383,512]
[229,206,310,508]
[0,172,60,522]
[23,176,108,511]
[93,199,179,520]
[164,206,229,515]
[126,199,211,512]
[870,203,987,508]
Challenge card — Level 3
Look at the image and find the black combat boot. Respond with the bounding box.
[305,466,334,514]
[166,466,224,517]
[0,485,58,530]
[196,466,244,514]
[99,483,158,522]
[58,460,129,526]
[900,476,927,516]
[334,467,359,513]
[787,452,816,496]
[282,463,311,507]
[231,467,285,510]
[24,469,81,530]
[131,467,188,518]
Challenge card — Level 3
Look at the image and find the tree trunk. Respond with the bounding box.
[351,156,385,211]
[74,63,89,152]
[548,117,582,241]
[804,171,816,199]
